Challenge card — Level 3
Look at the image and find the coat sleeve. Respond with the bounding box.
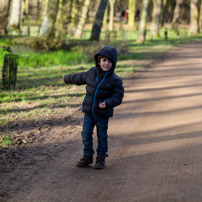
[104,79,124,108]
[63,71,88,85]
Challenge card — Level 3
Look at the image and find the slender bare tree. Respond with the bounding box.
[189,0,199,35]
[150,0,162,37]
[36,0,40,23]
[39,0,60,38]
[71,0,79,28]
[199,1,202,31]
[56,0,71,38]
[109,0,115,31]
[161,0,167,27]
[90,0,108,41]
[128,0,136,26]
[103,1,109,26]
[137,0,149,43]
[74,0,91,38]
[0,0,11,34]
[171,0,184,31]
[9,0,22,31]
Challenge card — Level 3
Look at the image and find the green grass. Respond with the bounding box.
[0,135,12,147]
[0,48,88,69]
[1,28,202,131]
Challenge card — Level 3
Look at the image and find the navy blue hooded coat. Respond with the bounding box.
[63,46,124,118]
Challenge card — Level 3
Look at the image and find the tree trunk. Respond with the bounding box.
[0,0,11,34]
[74,0,91,38]
[189,0,199,35]
[25,0,29,15]
[199,1,202,31]
[103,1,108,26]
[128,0,136,27]
[90,0,108,41]
[161,0,167,27]
[39,0,59,38]
[23,0,29,16]
[44,0,49,14]
[9,0,22,30]
[137,0,149,43]
[56,0,69,38]
[109,0,115,31]
[171,0,184,30]
[150,0,162,37]
[37,0,40,23]
[71,0,79,28]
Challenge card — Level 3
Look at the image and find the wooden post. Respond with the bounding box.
[8,57,10,90]
[164,30,168,39]
[28,26,30,36]
[112,30,117,39]
[124,30,127,40]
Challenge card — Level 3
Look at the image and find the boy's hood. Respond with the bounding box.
[94,46,117,73]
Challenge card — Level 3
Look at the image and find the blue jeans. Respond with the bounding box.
[81,113,109,157]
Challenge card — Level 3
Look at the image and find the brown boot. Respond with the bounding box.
[94,154,105,169]
[77,155,93,167]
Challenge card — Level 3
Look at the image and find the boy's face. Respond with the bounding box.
[98,57,112,72]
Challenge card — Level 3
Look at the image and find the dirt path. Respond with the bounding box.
[2,42,202,202]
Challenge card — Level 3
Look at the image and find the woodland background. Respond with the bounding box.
[1,0,202,45]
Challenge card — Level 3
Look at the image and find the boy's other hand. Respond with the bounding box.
[99,102,106,109]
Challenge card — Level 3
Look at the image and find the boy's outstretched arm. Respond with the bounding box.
[63,71,88,85]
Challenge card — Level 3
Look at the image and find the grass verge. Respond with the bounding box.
[1,28,202,135]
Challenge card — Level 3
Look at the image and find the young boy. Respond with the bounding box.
[63,46,124,169]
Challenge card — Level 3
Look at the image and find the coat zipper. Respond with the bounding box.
[92,72,108,114]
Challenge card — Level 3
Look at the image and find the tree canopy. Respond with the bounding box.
[0,0,201,44]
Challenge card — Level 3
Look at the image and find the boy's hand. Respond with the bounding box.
[62,76,65,83]
[99,102,106,109]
